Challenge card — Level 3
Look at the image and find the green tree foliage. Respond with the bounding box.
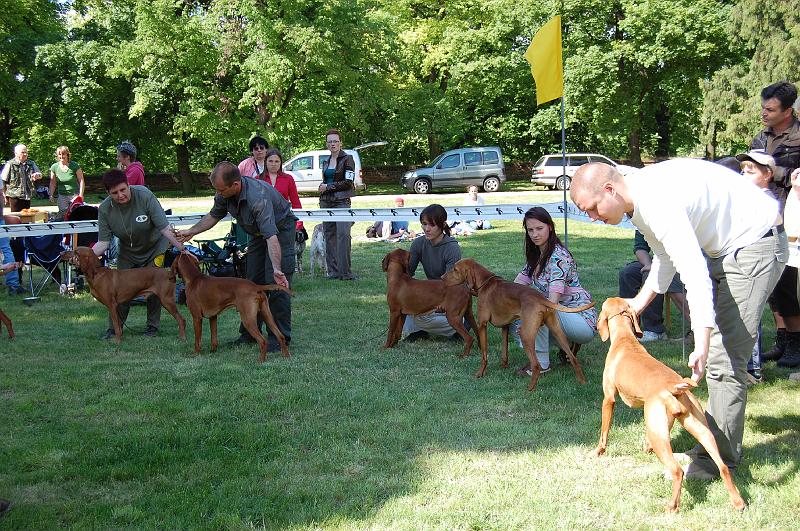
[4,0,745,177]
[701,0,800,158]
[0,0,63,158]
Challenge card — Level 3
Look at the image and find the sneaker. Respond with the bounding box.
[789,372,800,382]
[515,363,551,377]
[100,329,116,340]
[230,334,257,347]
[403,330,430,343]
[0,498,10,515]
[640,330,668,343]
[143,325,159,337]
[746,370,763,385]
[340,275,359,281]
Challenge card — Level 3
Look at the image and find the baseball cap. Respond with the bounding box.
[735,150,776,173]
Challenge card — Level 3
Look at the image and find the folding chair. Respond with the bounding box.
[195,222,250,278]
[22,234,68,304]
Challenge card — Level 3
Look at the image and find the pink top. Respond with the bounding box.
[125,161,145,186]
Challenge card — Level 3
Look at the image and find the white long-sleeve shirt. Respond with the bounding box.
[627,158,779,329]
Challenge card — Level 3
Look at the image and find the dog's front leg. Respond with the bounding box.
[384,310,402,348]
[592,393,617,457]
[109,302,123,345]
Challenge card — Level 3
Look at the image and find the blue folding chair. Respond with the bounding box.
[22,234,68,303]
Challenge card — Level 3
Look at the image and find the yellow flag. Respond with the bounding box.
[524,16,563,105]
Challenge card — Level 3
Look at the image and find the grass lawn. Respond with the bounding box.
[1,215,798,529]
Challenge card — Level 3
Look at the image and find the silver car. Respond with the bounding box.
[531,153,638,190]
[401,146,506,194]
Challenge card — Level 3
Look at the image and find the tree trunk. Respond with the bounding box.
[705,123,717,160]
[427,133,440,161]
[628,128,642,167]
[176,142,194,195]
[655,103,670,158]
[0,108,12,159]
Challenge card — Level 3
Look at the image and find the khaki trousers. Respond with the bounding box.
[693,231,787,472]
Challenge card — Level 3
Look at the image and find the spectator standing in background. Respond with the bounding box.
[116,141,145,186]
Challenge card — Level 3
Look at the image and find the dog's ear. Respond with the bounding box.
[381,253,390,272]
[597,309,609,342]
[627,308,643,338]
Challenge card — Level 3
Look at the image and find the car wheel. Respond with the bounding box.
[555,175,571,191]
[413,178,431,194]
[482,177,500,192]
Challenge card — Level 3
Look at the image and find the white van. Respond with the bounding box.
[282,142,387,193]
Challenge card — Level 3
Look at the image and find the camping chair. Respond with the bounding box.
[22,234,69,303]
[195,222,250,278]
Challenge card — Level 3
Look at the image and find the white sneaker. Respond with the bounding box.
[640,331,668,343]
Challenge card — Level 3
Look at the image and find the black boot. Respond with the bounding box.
[777,331,800,368]
[762,329,788,362]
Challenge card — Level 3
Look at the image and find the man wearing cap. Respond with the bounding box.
[571,158,787,480]
[116,141,145,186]
[751,82,800,364]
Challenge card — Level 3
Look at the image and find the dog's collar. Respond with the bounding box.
[471,274,500,296]
[607,309,635,326]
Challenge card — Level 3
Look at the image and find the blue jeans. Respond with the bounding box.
[0,217,20,288]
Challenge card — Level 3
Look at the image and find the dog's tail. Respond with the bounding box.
[546,300,595,313]
[672,377,699,395]
[257,284,293,296]
[660,389,690,418]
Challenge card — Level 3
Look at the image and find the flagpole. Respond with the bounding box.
[561,95,567,248]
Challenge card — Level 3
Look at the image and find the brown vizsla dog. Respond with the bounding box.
[171,253,290,362]
[62,247,186,344]
[382,248,477,357]
[441,258,590,391]
[592,297,745,512]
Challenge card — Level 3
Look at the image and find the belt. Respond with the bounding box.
[762,224,785,239]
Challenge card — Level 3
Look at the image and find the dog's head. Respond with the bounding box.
[171,251,200,278]
[596,297,642,342]
[61,246,100,269]
[382,248,410,273]
[441,258,491,289]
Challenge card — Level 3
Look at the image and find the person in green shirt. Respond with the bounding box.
[93,169,184,339]
[48,145,85,216]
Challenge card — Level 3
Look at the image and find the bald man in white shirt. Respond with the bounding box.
[571,158,787,480]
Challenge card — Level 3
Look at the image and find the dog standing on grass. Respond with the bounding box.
[308,224,327,276]
[171,252,290,362]
[592,297,745,513]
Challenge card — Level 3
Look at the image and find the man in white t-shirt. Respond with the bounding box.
[571,158,787,480]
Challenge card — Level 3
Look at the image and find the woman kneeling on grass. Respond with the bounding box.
[403,204,463,342]
[512,207,597,375]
